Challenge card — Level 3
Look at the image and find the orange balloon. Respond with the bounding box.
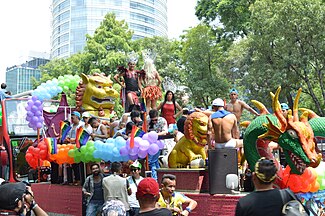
[310,181,320,192]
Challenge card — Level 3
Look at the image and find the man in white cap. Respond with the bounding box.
[208,98,243,149]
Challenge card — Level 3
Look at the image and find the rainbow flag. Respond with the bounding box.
[134,127,145,138]
[140,98,146,112]
[60,121,72,143]
[45,137,57,154]
[76,127,90,148]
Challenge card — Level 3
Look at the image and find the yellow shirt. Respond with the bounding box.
[157,192,188,215]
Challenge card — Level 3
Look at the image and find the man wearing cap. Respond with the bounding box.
[82,112,93,134]
[209,98,243,149]
[226,88,260,138]
[136,177,172,216]
[280,103,289,118]
[0,182,48,216]
[127,160,144,216]
[65,111,84,186]
[157,174,197,216]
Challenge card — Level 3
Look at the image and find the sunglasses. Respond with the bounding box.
[151,118,158,122]
[230,93,237,96]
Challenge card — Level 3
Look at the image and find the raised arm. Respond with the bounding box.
[240,100,260,116]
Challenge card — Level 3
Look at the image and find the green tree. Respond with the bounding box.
[248,0,325,115]
[196,0,255,37]
[181,24,230,107]
[84,13,133,75]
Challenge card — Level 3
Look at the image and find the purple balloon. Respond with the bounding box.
[157,140,165,149]
[134,137,142,148]
[128,147,139,156]
[36,122,43,128]
[119,146,129,156]
[34,100,42,107]
[126,138,131,149]
[148,144,159,155]
[25,105,31,111]
[34,111,42,117]
[32,95,38,101]
[32,116,39,124]
[39,116,44,122]
[31,106,38,112]
[142,133,149,141]
[129,154,138,160]
[27,111,34,117]
[139,140,150,151]
[28,122,33,128]
[27,100,34,106]
[26,116,31,122]
[38,105,43,111]
[148,131,158,143]
[138,149,147,159]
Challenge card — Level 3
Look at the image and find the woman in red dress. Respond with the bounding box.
[157,90,183,126]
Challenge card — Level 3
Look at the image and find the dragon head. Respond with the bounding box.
[259,87,321,174]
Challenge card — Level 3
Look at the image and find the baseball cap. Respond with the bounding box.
[72,111,81,119]
[212,98,224,107]
[130,160,142,169]
[229,88,239,94]
[280,103,289,110]
[0,182,26,210]
[136,177,160,198]
[82,112,91,118]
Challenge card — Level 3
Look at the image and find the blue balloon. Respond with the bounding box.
[106,138,115,143]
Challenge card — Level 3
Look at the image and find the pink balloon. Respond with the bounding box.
[148,144,159,155]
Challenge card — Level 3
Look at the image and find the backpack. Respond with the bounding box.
[279,188,309,216]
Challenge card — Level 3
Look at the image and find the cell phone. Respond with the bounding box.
[145,171,152,178]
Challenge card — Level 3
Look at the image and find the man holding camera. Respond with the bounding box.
[0,182,48,216]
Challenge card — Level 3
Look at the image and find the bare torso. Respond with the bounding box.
[226,100,244,121]
[211,114,237,143]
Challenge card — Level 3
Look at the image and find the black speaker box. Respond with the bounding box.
[208,148,238,194]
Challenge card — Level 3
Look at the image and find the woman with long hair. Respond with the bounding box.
[140,58,162,111]
[157,90,182,126]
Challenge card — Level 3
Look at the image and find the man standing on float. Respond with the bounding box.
[115,52,142,112]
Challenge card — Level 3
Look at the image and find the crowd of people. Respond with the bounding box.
[82,161,197,216]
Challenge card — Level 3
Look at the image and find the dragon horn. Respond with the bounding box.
[271,87,287,132]
[299,108,319,119]
[293,88,302,122]
[240,121,251,128]
[251,100,270,115]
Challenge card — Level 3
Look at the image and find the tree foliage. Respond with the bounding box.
[181,24,230,107]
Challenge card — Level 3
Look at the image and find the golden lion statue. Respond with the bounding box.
[76,73,119,118]
[168,112,208,168]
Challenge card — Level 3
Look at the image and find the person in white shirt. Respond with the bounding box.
[127,160,144,216]
[82,112,93,134]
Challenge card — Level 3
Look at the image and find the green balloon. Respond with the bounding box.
[68,149,75,158]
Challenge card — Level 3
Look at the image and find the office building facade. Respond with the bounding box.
[51,0,168,59]
[6,57,49,95]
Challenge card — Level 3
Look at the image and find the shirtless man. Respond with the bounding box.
[226,88,259,138]
[209,98,243,149]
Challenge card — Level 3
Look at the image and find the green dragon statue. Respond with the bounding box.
[243,87,325,188]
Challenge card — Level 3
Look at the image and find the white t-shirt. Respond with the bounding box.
[127,176,144,208]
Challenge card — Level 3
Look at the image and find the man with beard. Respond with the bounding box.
[82,164,105,216]
[0,182,48,215]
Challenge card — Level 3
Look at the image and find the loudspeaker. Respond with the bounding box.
[208,148,238,194]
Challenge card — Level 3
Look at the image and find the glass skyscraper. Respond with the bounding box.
[51,0,168,59]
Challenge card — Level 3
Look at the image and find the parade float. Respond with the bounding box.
[1,73,324,215]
